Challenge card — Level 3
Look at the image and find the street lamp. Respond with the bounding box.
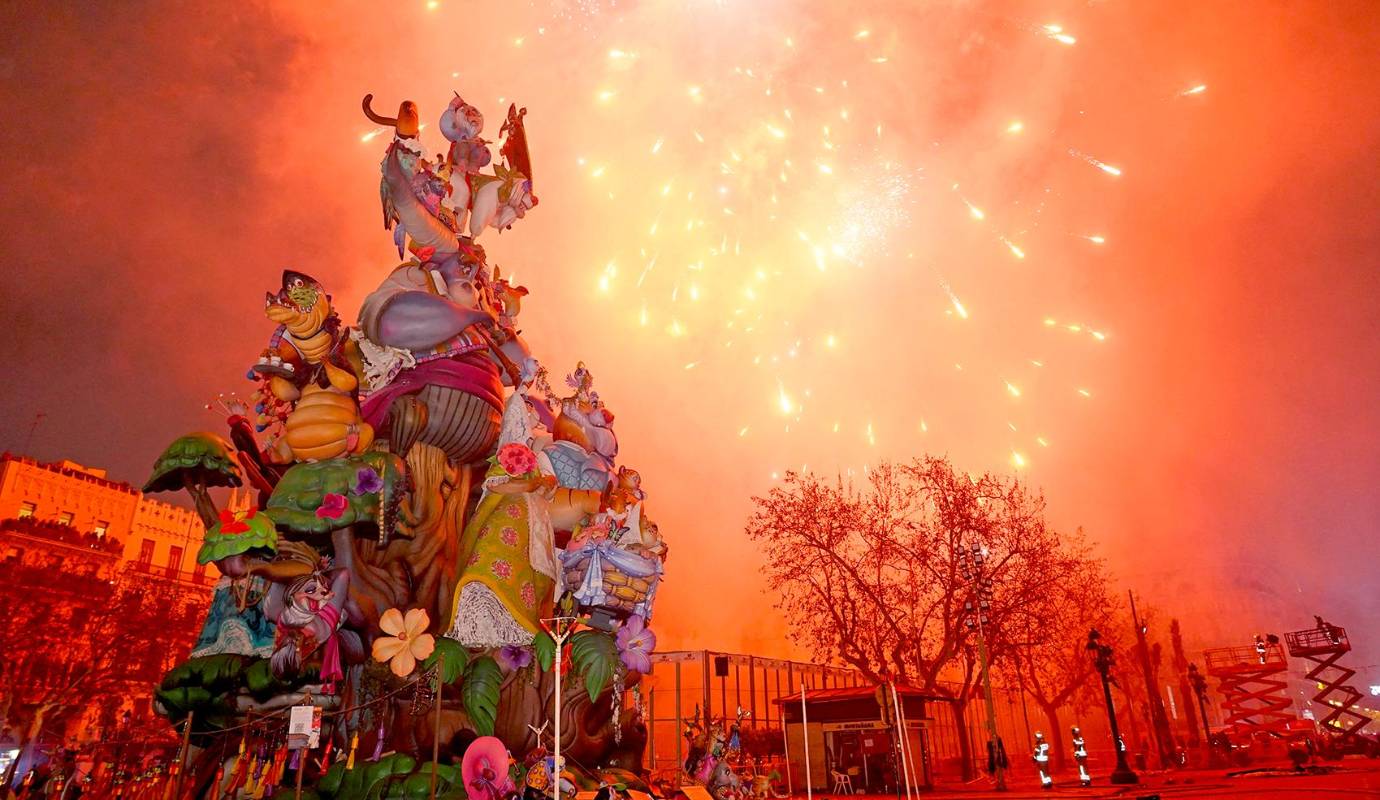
[1186,664,1219,767]
[1086,629,1139,785]
[960,541,1006,792]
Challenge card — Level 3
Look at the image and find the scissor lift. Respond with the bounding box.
[1204,641,1296,736]
[1285,623,1370,744]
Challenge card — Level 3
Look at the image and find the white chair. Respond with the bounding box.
[830,770,856,795]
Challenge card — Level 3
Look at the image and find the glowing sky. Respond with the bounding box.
[1,1,1377,680]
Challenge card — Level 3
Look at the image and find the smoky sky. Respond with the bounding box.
[2,1,1378,684]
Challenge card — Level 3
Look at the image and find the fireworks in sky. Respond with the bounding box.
[384,0,1210,479]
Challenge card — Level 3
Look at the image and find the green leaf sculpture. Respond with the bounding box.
[349,752,415,800]
[462,656,503,736]
[570,630,618,702]
[533,631,556,673]
[423,637,469,684]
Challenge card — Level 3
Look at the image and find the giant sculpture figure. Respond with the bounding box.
[143,89,665,799]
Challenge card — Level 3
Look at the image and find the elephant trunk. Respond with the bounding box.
[384,145,461,258]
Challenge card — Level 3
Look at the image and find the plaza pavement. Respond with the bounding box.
[800,758,1380,798]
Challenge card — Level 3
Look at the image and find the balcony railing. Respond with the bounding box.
[124,560,217,589]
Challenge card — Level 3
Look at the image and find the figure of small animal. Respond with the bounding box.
[363,93,420,138]
[466,163,536,239]
[747,773,786,800]
[267,569,362,683]
[255,270,358,400]
[438,94,492,232]
[251,271,373,463]
[492,266,529,328]
[708,759,744,800]
[553,392,616,459]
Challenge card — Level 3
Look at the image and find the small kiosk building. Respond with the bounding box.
[776,684,940,792]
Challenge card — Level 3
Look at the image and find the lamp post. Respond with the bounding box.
[1186,664,1218,767]
[960,541,1005,791]
[1086,629,1139,785]
[111,709,132,793]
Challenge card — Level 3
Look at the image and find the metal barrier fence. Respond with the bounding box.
[635,650,1133,786]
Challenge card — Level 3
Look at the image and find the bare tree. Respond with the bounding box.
[1169,619,1201,747]
[746,456,1088,779]
[0,558,199,778]
[1005,554,1118,767]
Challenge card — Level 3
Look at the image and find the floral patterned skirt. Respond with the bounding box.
[446,489,553,646]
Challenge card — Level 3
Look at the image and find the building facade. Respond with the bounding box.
[0,452,209,581]
[0,453,214,759]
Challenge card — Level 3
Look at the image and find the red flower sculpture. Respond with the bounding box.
[496,442,538,477]
[316,493,348,520]
[217,506,256,535]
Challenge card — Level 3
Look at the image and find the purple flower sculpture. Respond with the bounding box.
[353,466,384,496]
[316,492,349,520]
[496,645,533,672]
[616,615,657,674]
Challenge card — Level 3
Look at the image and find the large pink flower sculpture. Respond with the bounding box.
[462,736,514,800]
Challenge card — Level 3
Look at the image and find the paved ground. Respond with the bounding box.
[816,758,1380,798]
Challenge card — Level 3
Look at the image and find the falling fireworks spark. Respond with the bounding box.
[1042,24,1077,46]
[941,281,969,319]
[500,1,1143,473]
[1069,148,1122,176]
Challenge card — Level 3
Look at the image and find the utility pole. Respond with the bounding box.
[1128,591,1176,768]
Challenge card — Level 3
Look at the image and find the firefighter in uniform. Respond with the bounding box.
[1031,731,1053,790]
[1070,726,1092,787]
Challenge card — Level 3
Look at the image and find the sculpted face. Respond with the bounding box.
[441,95,485,141]
[265,270,331,332]
[397,101,420,137]
[446,275,481,310]
[292,575,334,613]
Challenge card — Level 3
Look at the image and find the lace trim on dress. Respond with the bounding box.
[445,581,535,647]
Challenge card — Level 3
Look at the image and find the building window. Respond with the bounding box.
[138,539,155,567]
[167,545,184,577]
[17,502,35,519]
[93,520,109,538]
[58,511,74,526]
